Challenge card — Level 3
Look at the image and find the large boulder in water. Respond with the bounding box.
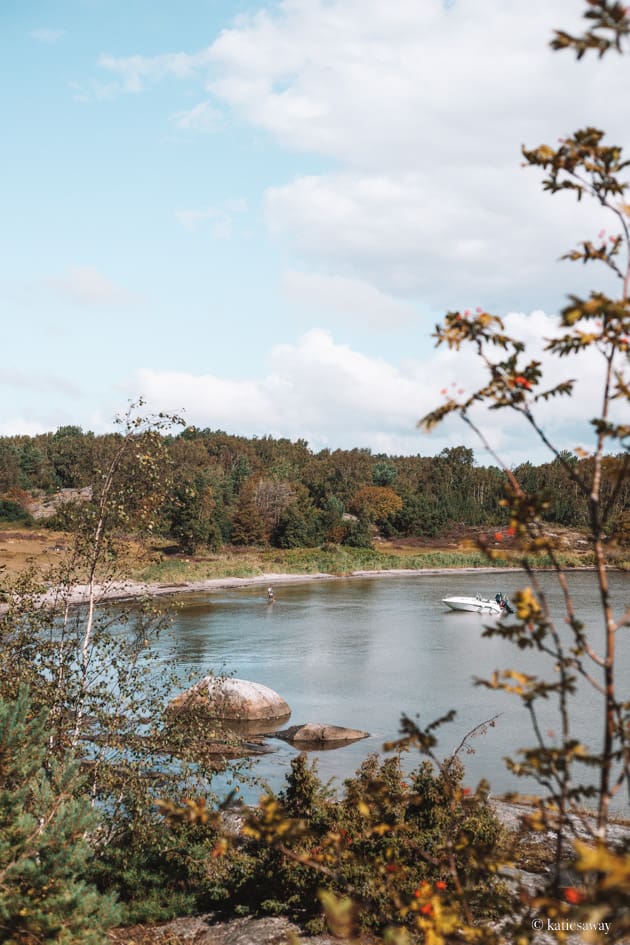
[271,722,369,750]
[169,677,291,724]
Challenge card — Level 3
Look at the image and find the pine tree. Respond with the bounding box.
[0,689,120,945]
[230,491,266,545]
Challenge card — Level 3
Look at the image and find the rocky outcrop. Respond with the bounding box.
[29,486,93,520]
[110,914,368,944]
[270,722,370,749]
[169,677,291,724]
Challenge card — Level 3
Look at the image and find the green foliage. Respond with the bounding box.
[167,749,504,939]
[0,443,20,492]
[138,543,531,586]
[89,810,221,923]
[48,426,94,489]
[0,404,257,932]
[281,752,335,824]
[342,514,373,548]
[230,489,266,545]
[3,8,630,943]
[17,442,46,490]
[2,423,626,547]
[384,492,448,537]
[0,500,32,524]
[165,474,220,554]
[0,570,249,925]
[0,689,119,944]
[272,505,314,548]
[372,460,398,487]
[41,499,83,531]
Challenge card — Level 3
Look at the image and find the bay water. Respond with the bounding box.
[144,570,630,805]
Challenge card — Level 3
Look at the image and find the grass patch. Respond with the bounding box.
[134,545,526,583]
[134,544,600,585]
[134,545,601,584]
[138,557,265,583]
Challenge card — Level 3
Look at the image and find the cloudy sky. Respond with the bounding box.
[2,0,628,464]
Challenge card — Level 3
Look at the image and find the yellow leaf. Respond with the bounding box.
[318,890,355,938]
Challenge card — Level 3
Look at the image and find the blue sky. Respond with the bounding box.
[2,1,628,463]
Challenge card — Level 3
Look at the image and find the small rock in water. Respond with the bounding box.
[271,722,370,749]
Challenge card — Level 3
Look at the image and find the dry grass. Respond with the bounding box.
[0,523,614,589]
[0,526,159,584]
[0,527,70,578]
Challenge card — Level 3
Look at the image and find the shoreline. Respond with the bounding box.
[40,563,597,608]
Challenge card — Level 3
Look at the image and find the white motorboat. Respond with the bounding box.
[442,594,504,615]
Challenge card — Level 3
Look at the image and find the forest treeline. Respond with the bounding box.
[1,425,628,552]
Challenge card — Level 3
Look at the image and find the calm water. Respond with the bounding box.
[144,571,630,804]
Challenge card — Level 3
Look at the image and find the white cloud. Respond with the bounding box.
[46,266,138,306]
[267,169,615,307]
[0,369,81,397]
[131,319,613,464]
[0,417,50,436]
[93,0,629,313]
[135,369,274,428]
[97,48,212,93]
[68,79,120,103]
[77,2,627,464]
[282,270,418,327]
[205,0,615,169]
[174,198,247,236]
[30,28,66,44]
[171,99,220,132]
[134,329,431,453]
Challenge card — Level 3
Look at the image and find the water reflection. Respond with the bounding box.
[130,571,629,805]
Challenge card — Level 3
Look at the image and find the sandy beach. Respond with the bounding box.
[44,565,528,608]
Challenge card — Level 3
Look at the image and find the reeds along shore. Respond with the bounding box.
[33,560,602,611]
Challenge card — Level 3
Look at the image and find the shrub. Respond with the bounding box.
[88,811,222,924]
[0,689,119,944]
[0,499,32,525]
[200,751,504,937]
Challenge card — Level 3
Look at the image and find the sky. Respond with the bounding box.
[2,0,629,466]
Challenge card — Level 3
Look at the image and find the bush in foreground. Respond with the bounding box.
[162,749,506,939]
[0,689,119,945]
